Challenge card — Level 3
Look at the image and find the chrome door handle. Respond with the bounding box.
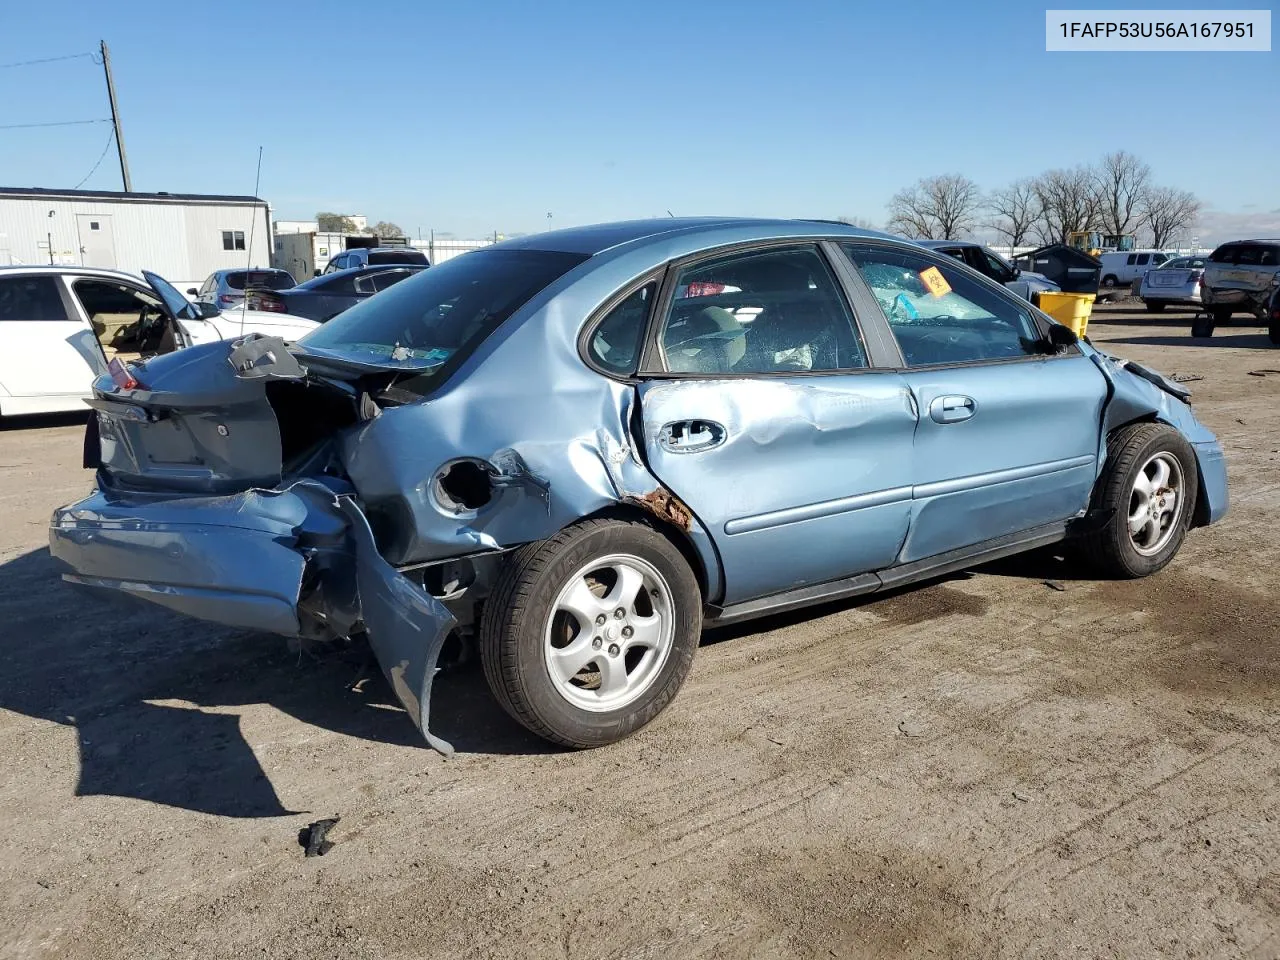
[929,395,976,424]
[658,419,726,453]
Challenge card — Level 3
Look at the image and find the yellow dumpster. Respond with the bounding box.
[1038,291,1096,338]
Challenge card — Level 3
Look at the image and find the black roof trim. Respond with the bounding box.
[0,186,265,204]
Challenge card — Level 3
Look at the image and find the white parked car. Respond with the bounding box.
[0,266,318,418]
[1097,250,1174,288]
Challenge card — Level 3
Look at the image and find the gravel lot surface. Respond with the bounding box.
[1,302,1277,959]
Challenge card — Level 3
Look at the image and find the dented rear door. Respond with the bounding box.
[637,374,916,605]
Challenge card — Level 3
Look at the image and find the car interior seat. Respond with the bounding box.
[664,305,746,373]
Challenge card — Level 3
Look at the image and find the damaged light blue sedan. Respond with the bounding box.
[50,219,1228,754]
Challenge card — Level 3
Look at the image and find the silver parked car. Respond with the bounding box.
[1139,256,1206,312]
[189,267,297,310]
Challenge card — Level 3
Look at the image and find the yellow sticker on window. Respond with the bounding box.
[919,266,952,298]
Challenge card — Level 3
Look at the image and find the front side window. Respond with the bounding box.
[1136,253,1151,265]
[1152,253,1169,265]
[300,249,588,389]
[982,250,1016,283]
[71,279,167,356]
[0,275,69,322]
[657,246,866,375]
[587,282,656,376]
[841,243,1043,367]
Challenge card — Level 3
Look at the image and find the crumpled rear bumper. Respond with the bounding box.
[49,480,458,754]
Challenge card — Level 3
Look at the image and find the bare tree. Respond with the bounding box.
[1032,167,1099,245]
[988,178,1040,249]
[1094,150,1151,238]
[887,174,981,239]
[317,212,358,233]
[1141,187,1202,248]
[835,216,880,230]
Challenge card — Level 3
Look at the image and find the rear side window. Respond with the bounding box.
[587,282,656,376]
[657,245,866,375]
[1210,245,1239,263]
[0,275,69,322]
[300,249,588,388]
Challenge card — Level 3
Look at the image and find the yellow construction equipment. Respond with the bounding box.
[1066,232,1137,257]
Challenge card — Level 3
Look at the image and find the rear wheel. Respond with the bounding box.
[479,518,702,748]
[1269,322,1280,345]
[1101,275,1118,289]
[1144,301,1166,313]
[1081,423,1198,579]
[1190,316,1215,338]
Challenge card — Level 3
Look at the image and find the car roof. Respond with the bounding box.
[0,264,146,283]
[297,263,427,287]
[212,266,290,276]
[492,217,898,256]
[916,239,981,250]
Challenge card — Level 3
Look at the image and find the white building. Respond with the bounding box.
[0,187,272,290]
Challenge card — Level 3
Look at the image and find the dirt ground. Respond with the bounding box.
[1,302,1278,960]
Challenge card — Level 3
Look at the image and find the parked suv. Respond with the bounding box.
[321,247,429,275]
[1198,239,1280,331]
[1098,250,1173,288]
[916,240,1059,303]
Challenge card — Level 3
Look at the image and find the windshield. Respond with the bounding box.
[225,270,295,291]
[298,248,588,375]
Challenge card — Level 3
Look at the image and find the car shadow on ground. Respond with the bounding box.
[0,411,90,433]
[701,546,1083,646]
[1103,333,1274,349]
[0,547,549,819]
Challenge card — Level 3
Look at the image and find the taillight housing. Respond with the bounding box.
[219,293,238,304]
[108,357,140,391]
[256,295,287,313]
[1188,269,1202,283]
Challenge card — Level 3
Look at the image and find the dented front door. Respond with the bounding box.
[637,374,917,605]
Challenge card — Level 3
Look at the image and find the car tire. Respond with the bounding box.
[1212,307,1233,325]
[1144,301,1166,313]
[479,517,702,748]
[1269,322,1280,345]
[1101,275,1118,289]
[1190,316,1215,338]
[1080,423,1198,580]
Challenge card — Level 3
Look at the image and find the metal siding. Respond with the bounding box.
[0,195,269,289]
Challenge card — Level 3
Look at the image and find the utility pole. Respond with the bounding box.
[99,41,132,192]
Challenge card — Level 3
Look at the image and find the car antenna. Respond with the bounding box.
[241,145,264,337]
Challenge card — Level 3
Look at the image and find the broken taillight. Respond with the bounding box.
[108,357,141,391]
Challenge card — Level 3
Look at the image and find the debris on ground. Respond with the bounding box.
[1247,369,1280,378]
[1012,790,1034,803]
[1169,373,1203,383]
[897,718,927,738]
[1044,579,1067,592]
[299,816,341,857]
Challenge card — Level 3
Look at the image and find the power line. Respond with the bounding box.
[73,127,116,189]
[0,118,111,130]
[0,52,97,70]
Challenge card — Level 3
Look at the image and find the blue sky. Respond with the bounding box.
[0,0,1275,241]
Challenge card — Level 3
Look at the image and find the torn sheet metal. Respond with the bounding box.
[338,499,457,756]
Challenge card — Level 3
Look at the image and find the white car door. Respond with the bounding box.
[0,273,106,407]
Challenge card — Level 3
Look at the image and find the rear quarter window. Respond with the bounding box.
[1209,245,1239,263]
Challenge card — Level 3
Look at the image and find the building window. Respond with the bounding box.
[89,221,100,231]
[221,230,246,251]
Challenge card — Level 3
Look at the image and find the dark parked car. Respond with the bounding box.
[321,247,429,274]
[251,264,428,322]
[916,240,1059,303]
[50,219,1228,755]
